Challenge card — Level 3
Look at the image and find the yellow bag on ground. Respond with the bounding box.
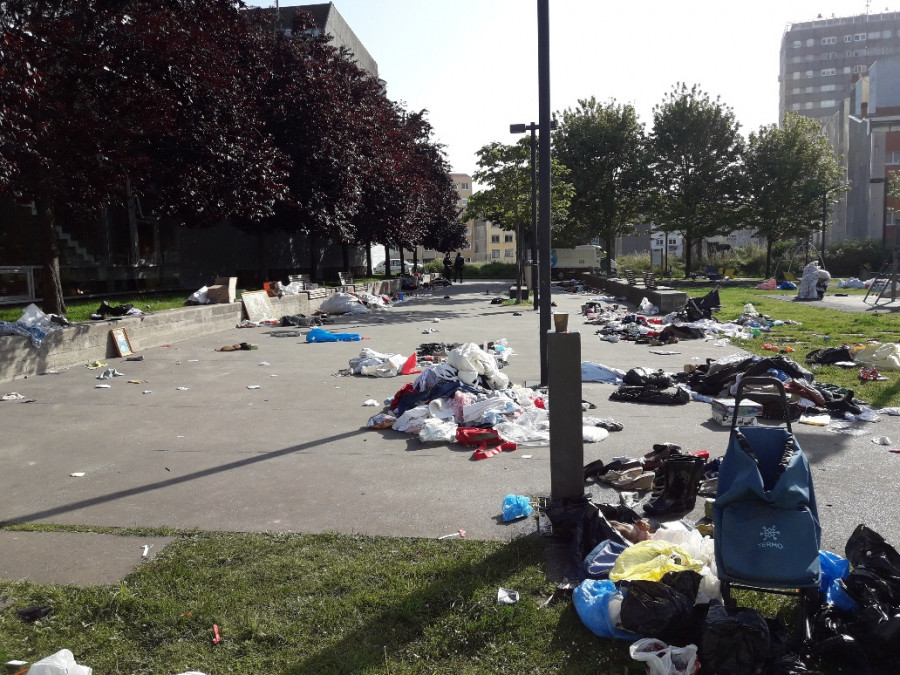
[608,540,703,582]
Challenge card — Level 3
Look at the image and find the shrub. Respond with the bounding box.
[824,239,883,277]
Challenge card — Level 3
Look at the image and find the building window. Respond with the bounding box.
[869,31,882,39]
[844,35,853,42]
[820,100,837,108]
[805,86,814,93]
[792,40,801,48]
[821,84,837,92]
[854,64,867,73]
[885,30,893,38]
[504,249,514,258]
[805,70,814,78]
[491,234,500,243]
[792,71,801,80]
[886,151,900,165]
[821,36,837,45]
[792,103,802,111]
[491,249,500,259]
[854,33,866,41]
[806,38,815,46]
[805,54,815,61]
[460,198,468,206]
[791,87,802,94]
[460,182,469,190]
[805,102,814,109]
[821,68,836,76]
[504,234,513,243]
[843,66,852,74]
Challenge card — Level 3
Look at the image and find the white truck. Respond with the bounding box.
[550,245,609,279]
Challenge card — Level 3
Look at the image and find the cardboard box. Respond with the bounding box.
[710,398,762,426]
[207,277,237,303]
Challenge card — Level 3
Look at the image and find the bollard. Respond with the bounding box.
[548,331,583,501]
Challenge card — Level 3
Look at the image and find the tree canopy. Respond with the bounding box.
[743,112,847,276]
[553,97,650,268]
[648,83,745,276]
[0,1,460,311]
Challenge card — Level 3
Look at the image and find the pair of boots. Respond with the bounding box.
[643,453,706,517]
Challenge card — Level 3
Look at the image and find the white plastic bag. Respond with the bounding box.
[27,649,92,675]
[582,426,610,443]
[629,638,699,675]
[187,286,208,304]
[418,418,458,443]
[638,297,659,315]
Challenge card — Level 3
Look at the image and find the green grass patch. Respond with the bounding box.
[711,286,900,407]
[0,293,192,323]
[0,531,646,674]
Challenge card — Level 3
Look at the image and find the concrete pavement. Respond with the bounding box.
[1,279,899,585]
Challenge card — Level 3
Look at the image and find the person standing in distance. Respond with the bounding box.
[443,252,453,280]
[454,252,465,283]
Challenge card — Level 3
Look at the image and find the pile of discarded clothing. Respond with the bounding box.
[551,478,900,673]
[365,341,621,458]
[0,303,68,348]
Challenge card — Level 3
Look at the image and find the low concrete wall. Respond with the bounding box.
[0,291,330,382]
[586,275,688,314]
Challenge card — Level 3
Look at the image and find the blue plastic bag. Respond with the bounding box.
[778,281,797,290]
[819,550,858,611]
[305,327,361,343]
[573,578,639,641]
[501,494,533,521]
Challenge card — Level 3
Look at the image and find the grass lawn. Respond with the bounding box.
[0,526,796,675]
[0,283,895,673]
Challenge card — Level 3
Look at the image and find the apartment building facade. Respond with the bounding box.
[779,11,900,123]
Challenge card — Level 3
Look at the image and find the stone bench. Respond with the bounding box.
[585,274,688,314]
[0,290,337,383]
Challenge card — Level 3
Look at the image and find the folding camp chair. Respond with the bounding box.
[713,376,822,644]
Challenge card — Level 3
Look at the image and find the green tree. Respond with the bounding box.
[648,84,745,277]
[743,112,847,276]
[553,97,650,272]
[465,138,572,291]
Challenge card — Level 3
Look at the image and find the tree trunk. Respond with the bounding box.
[683,234,693,278]
[765,238,773,278]
[257,230,268,285]
[341,241,350,274]
[604,235,615,274]
[309,233,320,281]
[383,244,391,278]
[36,195,66,315]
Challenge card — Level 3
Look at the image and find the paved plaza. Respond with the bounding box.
[1,280,899,584]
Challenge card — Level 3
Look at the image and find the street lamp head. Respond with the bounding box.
[510,124,527,134]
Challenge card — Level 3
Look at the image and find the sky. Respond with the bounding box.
[244,0,890,179]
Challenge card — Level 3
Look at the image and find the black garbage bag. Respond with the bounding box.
[620,570,702,646]
[701,599,770,675]
[609,385,690,405]
[545,495,626,582]
[809,604,873,674]
[806,345,853,365]
[845,524,900,587]
[623,367,674,388]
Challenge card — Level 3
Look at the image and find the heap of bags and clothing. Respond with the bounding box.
[362,340,621,458]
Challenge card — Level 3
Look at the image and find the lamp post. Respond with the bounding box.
[871,176,888,250]
[511,120,557,312]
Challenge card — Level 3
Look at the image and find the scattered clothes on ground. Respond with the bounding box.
[91,300,142,320]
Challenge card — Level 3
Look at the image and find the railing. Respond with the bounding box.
[0,266,39,305]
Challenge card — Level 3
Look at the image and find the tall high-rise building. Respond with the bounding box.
[779,11,900,123]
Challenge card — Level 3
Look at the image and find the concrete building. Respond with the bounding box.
[251,2,378,78]
[780,11,900,123]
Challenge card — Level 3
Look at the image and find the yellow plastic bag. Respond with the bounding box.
[609,540,703,582]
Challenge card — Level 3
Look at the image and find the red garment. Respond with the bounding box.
[456,427,516,460]
[389,383,416,411]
